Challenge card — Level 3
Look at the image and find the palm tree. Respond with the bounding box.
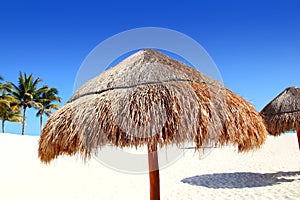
[6,72,49,135]
[36,87,61,131]
[0,82,22,133]
[0,95,22,133]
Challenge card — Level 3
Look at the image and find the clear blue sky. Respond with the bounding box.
[0,0,299,135]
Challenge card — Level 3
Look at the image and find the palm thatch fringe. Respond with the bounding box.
[39,82,266,163]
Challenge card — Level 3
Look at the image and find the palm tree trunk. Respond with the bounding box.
[40,115,43,132]
[297,130,300,150]
[1,120,4,133]
[147,143,160,200]
[22,106,26,135]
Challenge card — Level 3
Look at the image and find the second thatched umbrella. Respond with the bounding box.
[260,86,300,150]
[39,49,267,200]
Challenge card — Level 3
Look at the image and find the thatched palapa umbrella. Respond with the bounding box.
[260,86,300,150]
[39,49,267,200]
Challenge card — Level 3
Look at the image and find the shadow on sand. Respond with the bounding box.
[181,171,300,189]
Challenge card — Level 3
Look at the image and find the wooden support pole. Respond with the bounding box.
[147,144,160,200]
[297,130,300,150]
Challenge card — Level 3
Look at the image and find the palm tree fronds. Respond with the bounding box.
[1,72,60,134]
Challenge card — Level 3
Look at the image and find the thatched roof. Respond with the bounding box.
[39,49,267,163]
[260,86,300,135]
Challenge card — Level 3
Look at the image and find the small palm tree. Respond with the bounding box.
[6,72,49,135]
[0,92,22,133]
[1,110,22,133]
[36,87,61,131]
[0,101,22,133]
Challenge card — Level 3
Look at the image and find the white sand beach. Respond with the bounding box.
[0,133,299,200]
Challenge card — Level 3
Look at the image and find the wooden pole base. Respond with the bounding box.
[148,144,160,200]
[297,130,300,150]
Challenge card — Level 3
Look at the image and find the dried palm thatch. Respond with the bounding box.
[39,49,267,163]
[260,86,300,135]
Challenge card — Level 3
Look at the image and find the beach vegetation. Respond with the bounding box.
[1,72,61,135]
[0,76,22,132]
[35,87,61,131]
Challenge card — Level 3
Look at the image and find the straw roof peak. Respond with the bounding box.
[260,86,300,135]
[261,86,300,116]
[123,48,168,63]
[116,49,186,68]
[69,49,221,102]
[285,86,299,93]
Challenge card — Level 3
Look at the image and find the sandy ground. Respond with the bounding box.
[0,133,299,200]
